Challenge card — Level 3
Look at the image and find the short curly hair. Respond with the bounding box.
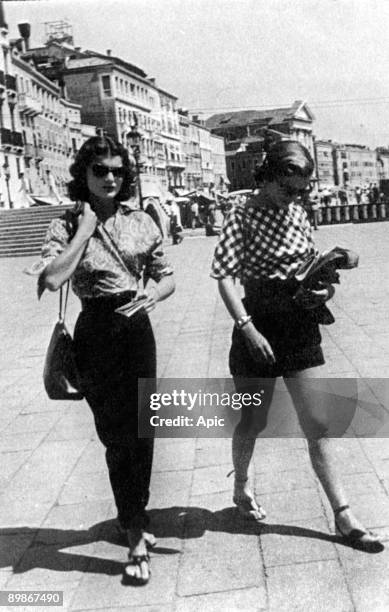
[68,135,136,201]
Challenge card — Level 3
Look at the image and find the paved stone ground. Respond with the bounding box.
[1,221,389,611]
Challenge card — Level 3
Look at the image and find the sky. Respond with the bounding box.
[5,0,389,147]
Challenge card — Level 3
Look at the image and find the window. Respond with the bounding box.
[101,75,112,97]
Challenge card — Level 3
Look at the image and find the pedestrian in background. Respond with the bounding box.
[211,139,383,552]
[37,135,175,584]
[166,195,183,245]
[190,199,200,229]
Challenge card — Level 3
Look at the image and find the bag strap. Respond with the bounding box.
[59,281,70,322]
[96,222,141,281]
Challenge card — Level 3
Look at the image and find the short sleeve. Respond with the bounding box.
[143,215,173,282]
[23,217,70,296]
[211,205,245,279]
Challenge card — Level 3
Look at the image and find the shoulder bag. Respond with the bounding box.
[43,281,83,400]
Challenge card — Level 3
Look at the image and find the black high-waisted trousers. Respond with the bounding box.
[73,293,156,530]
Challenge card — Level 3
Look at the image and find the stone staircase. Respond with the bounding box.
[0,205,73,257]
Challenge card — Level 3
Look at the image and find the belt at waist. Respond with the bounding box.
[81,291,137,311]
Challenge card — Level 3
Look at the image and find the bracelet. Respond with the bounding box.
[235,314,252,330]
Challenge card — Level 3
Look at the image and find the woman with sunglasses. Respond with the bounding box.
[38,135,175,584]
[212,139,383,551]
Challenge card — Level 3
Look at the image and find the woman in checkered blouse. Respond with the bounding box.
[211,140,382,551]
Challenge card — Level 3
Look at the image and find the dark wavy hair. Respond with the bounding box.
[68,135,136,201]
[254,139,314,184]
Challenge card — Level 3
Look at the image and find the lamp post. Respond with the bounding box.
[3,162,12,209]
[127,121,143,210]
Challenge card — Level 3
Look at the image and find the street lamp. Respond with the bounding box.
[127,121,143,210]
[3,162,12,209]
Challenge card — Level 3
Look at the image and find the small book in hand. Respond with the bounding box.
[115,296,148,318]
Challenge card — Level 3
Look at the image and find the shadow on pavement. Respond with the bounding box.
[0,505,355,578]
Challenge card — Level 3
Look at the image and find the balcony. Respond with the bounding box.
[0,128,24,149]
[5,74,17,92]
[1,127,12,146]
[68,119,81,131]
[166,157,186,170]
[12,131,24,147]
[18,93,42,117]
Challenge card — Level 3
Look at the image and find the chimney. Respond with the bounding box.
[149,77,156,85]
[18,22,31,50]
[0,1,8,29]
[106,49,112,57]
[192,115,199,123]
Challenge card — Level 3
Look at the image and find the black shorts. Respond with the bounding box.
[229,282,325,378]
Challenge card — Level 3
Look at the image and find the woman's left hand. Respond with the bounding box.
[298,283,335,309]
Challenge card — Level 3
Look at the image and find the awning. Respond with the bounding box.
[173,188,197,197]
[197,194,215,205]
[228,189,253,197]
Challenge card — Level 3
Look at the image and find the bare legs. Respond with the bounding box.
[232,369,367,534]
[284,370,366,534]
[232,379,275,517]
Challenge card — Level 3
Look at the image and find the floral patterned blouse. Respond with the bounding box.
[30,200,173,298]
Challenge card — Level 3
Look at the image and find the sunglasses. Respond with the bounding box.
[91,163,125,178]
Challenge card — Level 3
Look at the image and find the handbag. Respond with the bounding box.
[43,282,83,400]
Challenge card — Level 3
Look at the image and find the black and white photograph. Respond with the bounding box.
[1,0,389,610]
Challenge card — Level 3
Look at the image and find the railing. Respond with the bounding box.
[18,93,42,116]
[318,202,389,225]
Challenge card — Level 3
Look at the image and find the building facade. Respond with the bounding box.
[178,111,202,190]
[158,88,184,188]
[0,9,229,206]
[206,100,315,189]
[209,132,228,189]
[376,148,389,183]
[332,143,378,188]
[0,6,24,208]
[314,139,336,188]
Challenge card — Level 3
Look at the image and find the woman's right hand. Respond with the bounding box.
[241,323,276,364]
[77,202,97,239]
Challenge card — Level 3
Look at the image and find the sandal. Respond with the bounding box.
[123,553,151,586]
[143,532,157,549]
[334,505,384,552]
[233,494,267,522]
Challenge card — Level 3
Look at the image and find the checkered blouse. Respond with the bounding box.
[211,200,315,282]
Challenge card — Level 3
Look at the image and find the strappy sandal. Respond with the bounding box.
[334,505,384,552]
[143,532,157,549]
[233,494,267,522]
[232,474,266,522]
[123,553,151,586]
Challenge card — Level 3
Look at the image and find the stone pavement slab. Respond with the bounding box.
[1,223,389,610]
